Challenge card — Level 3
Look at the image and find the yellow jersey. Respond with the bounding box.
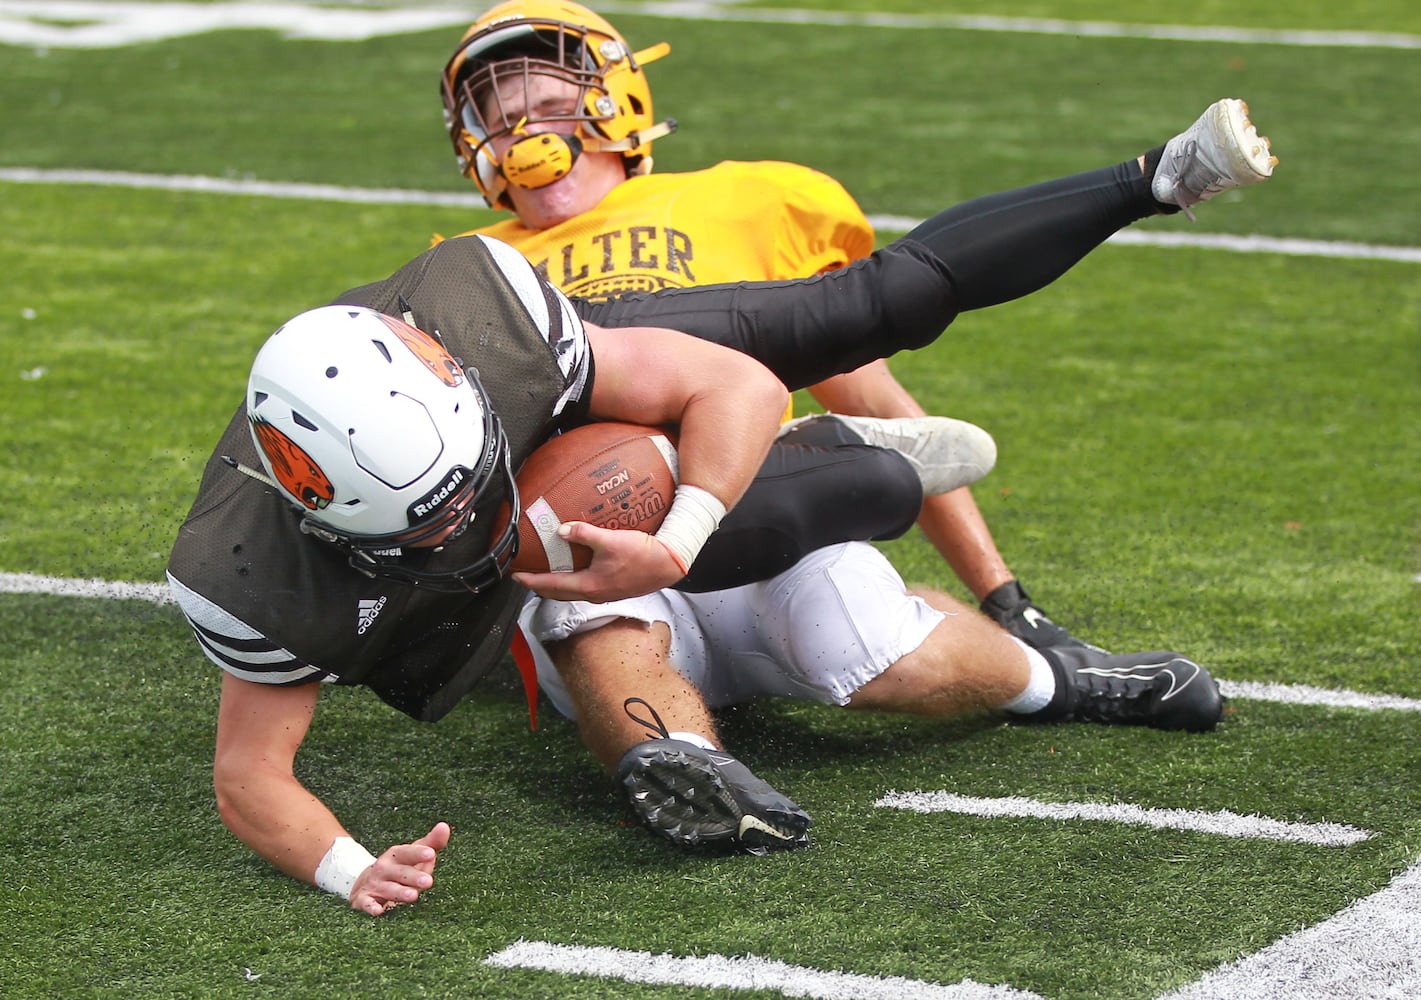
[457,160,874,299]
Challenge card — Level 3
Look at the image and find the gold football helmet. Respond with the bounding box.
[441,0,675,209]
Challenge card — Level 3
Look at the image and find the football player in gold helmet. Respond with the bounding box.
[440,0,1095,650]
[434,2,1271,856]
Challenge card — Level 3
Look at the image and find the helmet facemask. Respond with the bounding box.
[441,5,673,208]
[461,52,610,194]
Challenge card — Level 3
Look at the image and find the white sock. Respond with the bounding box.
[667,730,718,751]
[999,640,1057,714]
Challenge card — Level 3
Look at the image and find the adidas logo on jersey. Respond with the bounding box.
[356,596,387,635]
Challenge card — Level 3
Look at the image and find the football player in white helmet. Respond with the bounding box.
[170,99,1271,909]
[244,305,521,590]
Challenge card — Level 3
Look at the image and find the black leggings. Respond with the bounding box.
[574,159,1158,588]
[679,415,923,592]
[575,160,1156,387]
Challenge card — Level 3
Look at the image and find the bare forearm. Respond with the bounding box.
[214,764,350,887]
[521,326,787,601]
[673,379,785,509]
[211,675,445,915]
[586,323,787,509]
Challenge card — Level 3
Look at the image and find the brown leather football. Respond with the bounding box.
[498,421,679,573]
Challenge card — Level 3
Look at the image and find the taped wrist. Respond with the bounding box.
[314,836,377,900]
[653,484,726,575]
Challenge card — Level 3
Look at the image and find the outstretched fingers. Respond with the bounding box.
[349,822,451,917]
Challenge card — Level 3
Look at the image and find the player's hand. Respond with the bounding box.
[348,821,451,917]
[513,521,685,602]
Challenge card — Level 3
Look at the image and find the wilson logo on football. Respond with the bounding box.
[250,417,334,510]
[375,313,464,387]
[610,493,666,529]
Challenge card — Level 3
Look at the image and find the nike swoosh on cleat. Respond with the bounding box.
[737,814,798,842]
[1155,658,1202,701]
[1076,659,1201,701]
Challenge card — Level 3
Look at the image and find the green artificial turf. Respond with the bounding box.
[2,3,1419,997]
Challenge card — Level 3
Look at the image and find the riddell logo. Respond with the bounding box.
[411,468,466,519]
[356,596,387,635]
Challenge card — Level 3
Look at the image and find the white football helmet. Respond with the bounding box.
[246,304,519,591]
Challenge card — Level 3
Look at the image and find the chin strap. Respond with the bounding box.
[499,118,678,191]
[220,454,277,489]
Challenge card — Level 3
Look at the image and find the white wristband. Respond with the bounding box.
[314,836,377,900]
[653,484,726,574]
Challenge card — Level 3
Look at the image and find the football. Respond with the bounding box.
[498,421,680,574]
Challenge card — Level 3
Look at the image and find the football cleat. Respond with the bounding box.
[616,698,811,854]
[780,412,997,496]
[1031,646,1224,732]
[1152,98,1277,219]
[980,580,1106,653]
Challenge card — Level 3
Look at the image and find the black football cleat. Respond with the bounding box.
[981,580,1105,653]
[1030,646,1224,732]
[616,738,812,855]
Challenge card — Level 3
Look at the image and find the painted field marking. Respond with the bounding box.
[1156,857,1421,1000]
[874,211,1421,263]
[0,167,487,208]
[484,940,1047,1000]
[874,792,1372,847]
[485,858,1421,1000]
[596,2,1421,51]
[485,857,1421,1000]
[1,571,174,605]
[3,168,1418,266]
[1221,679,1421,713]
[4,574,1420,719]
[1,1,1418,51]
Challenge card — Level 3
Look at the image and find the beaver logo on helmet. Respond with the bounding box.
[250,417,335,511]
[374,313,465,388]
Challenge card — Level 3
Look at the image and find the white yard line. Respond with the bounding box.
[874,792,1372,847]
[6,571,1421,716]
[0,571,174,605]
[1220,679,1421,712]
[485,870,1421,1000]
[0,167,488,208]
[595,2,1421,50]
[484,941,1048,999]
[0,1,1418,50]
[5,168,1419,265]
[1157,858,1421,1000]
